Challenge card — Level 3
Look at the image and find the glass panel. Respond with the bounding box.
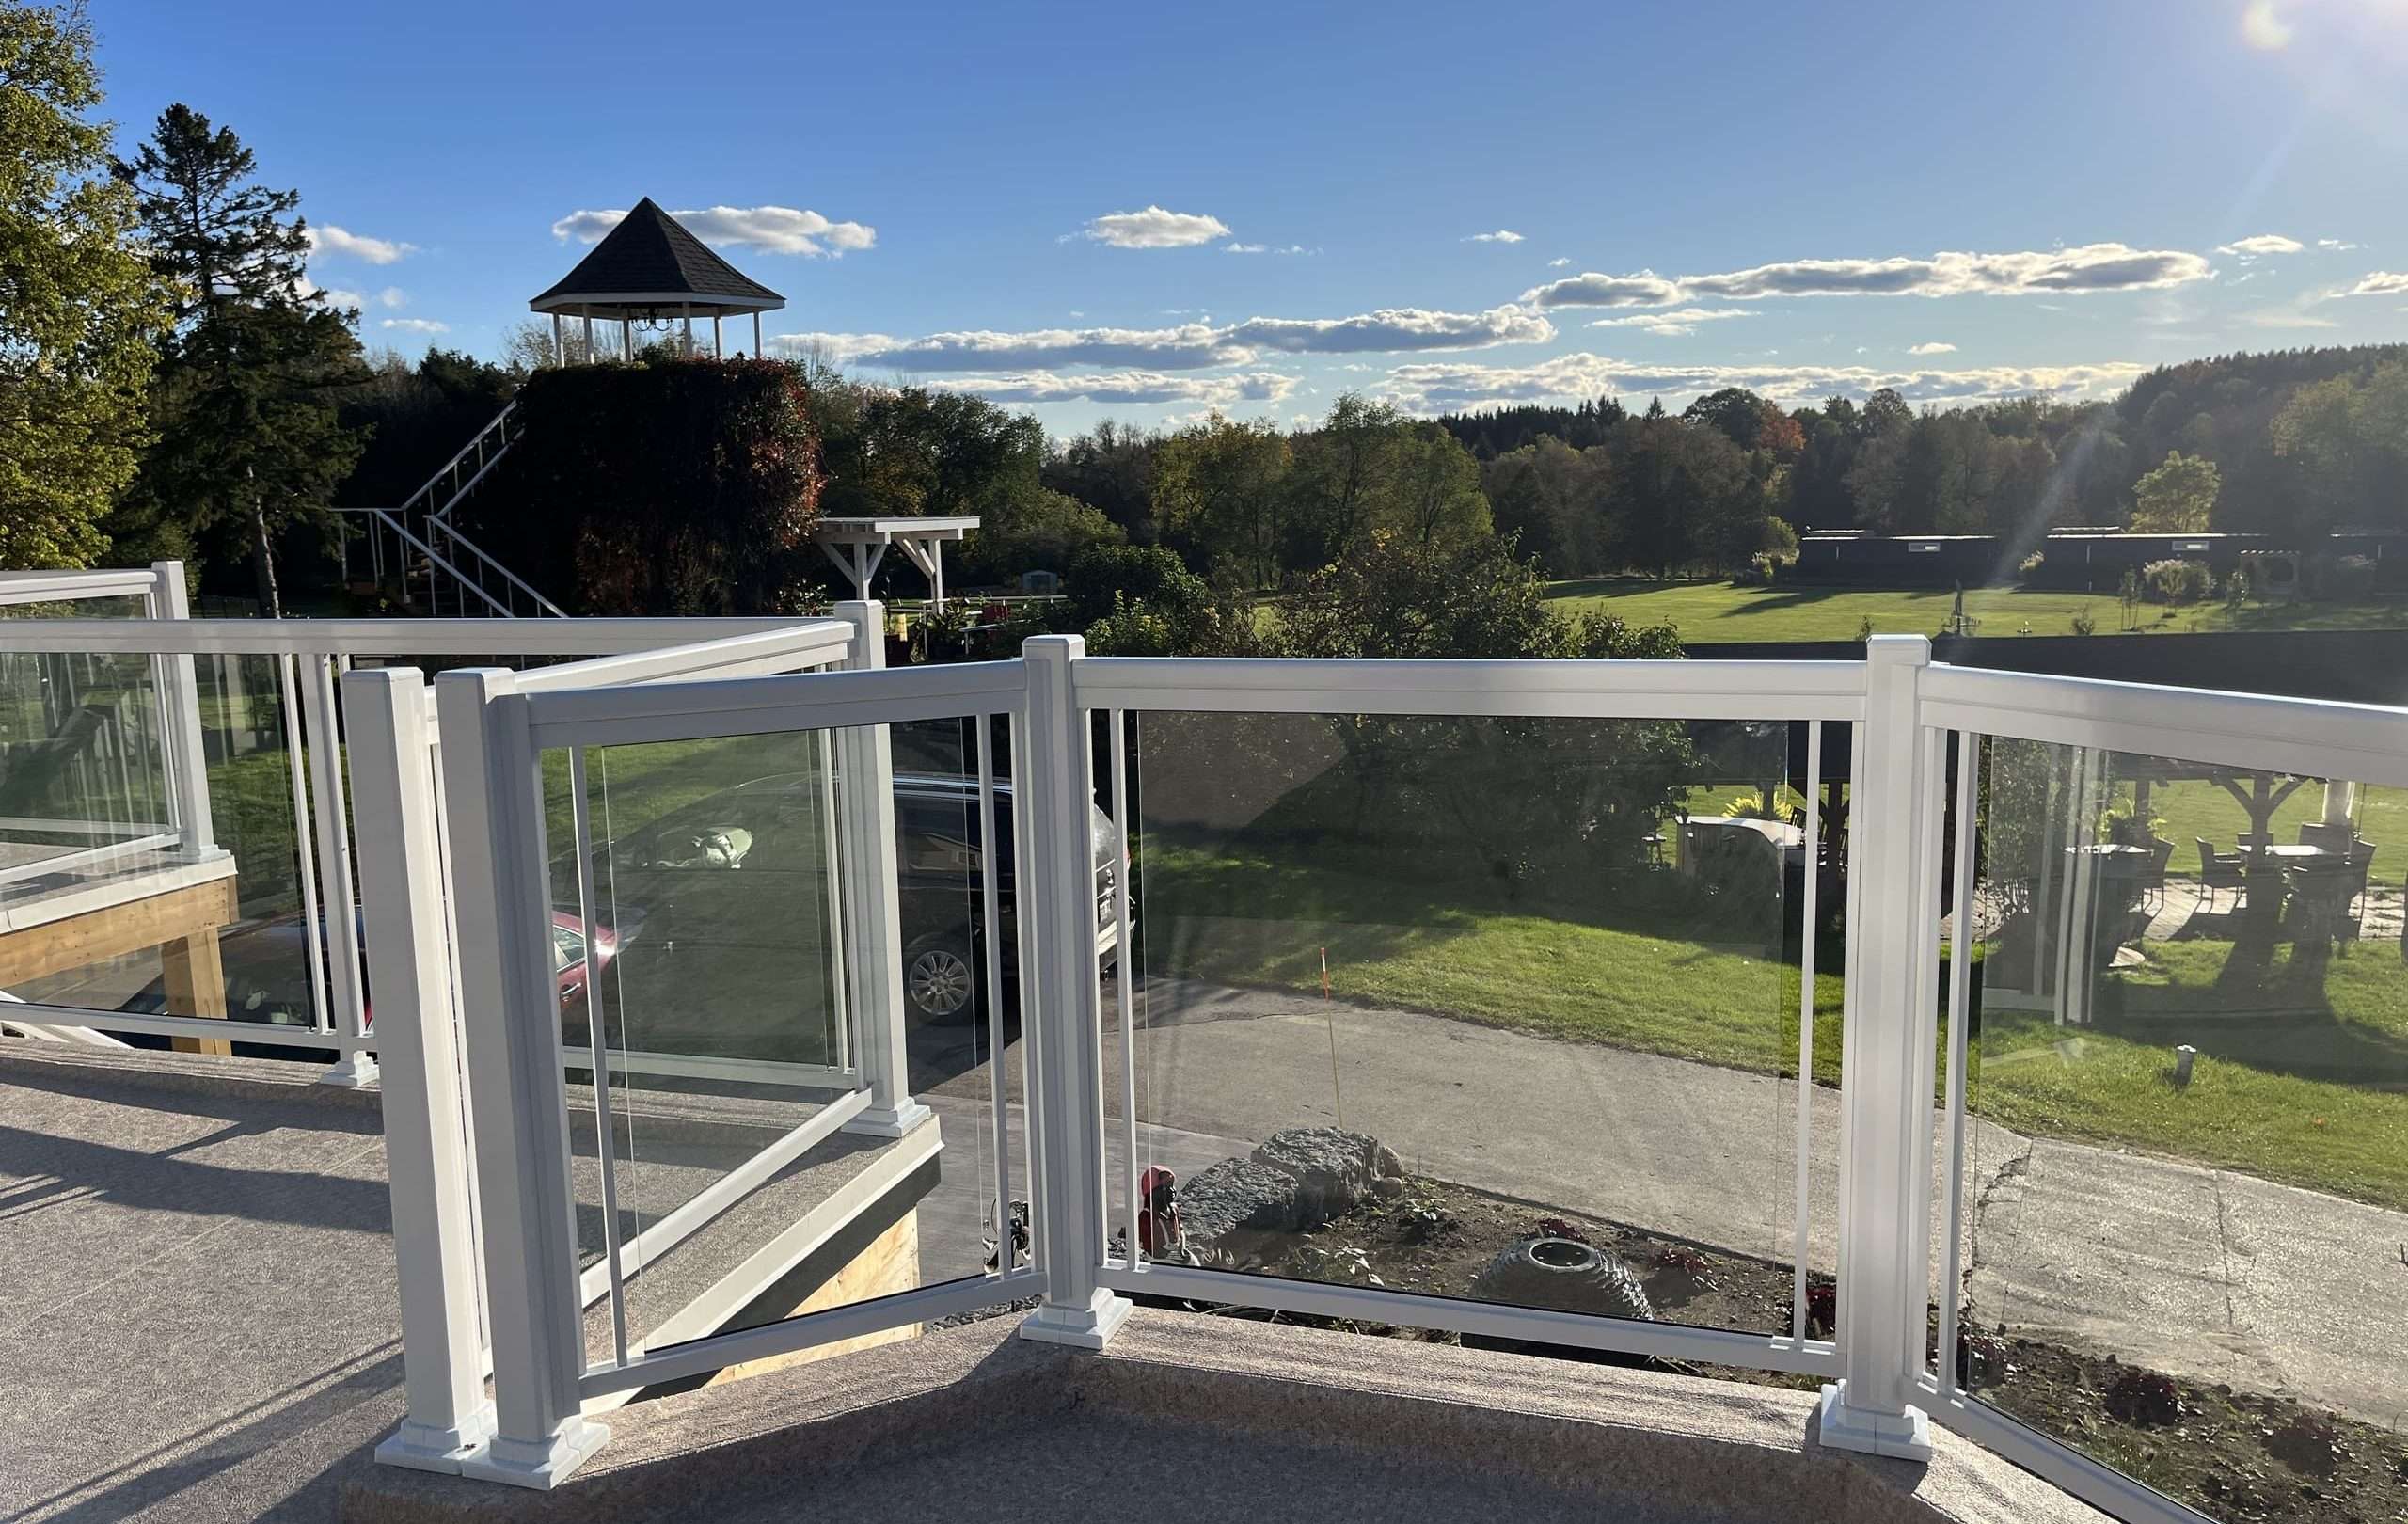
[547,717,1014,1369]
[0,651,319,1056]
[1127,709,1833,1342]
[1957,738,2408,1524]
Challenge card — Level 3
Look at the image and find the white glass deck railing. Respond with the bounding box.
[373,630,2408,1524]
[0,575,851,1081]
[9,588,2403,1524]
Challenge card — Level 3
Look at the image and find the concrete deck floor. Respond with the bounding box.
[0,1040,2116,1524]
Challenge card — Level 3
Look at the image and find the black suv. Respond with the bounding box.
[591,772,1119,1058]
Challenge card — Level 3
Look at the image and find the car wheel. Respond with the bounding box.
[904,935,978,1024]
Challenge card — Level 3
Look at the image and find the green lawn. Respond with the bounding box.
[1543,579,2408,643]
[1139,833,2408,1213]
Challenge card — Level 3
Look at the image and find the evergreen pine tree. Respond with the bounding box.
[117,103,366,611]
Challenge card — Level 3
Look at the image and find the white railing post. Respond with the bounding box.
[342,667,495,1471]
[1017,634,1130,1349]
[144,562,215,854]
[833,600,929,1137]
[435,666,608,1488]
[1820,634,1938,1461]
[302,652,378,1087]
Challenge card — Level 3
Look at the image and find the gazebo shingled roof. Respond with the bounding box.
[529,198,785,316]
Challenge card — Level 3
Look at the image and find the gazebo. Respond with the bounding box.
[529,198,784,362]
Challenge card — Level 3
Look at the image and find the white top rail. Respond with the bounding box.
[1070,655,1871,722]
[0,568,166,607]
[1920,661,2408,790]
[520,659,1029,750]
[0,615,850,659]
[513,624,853,694]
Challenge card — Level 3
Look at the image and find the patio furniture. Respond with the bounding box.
[2298,820,2352,854]
[2136,837,2174,916]
[2195,839,2243,914]
[2287,856,2362,948]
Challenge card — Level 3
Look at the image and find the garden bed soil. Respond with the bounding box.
[1201,1174,2408,1524]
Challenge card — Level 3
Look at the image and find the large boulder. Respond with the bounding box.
[1179,1156,1309,1248]
[1248,1127,1396,1223]
[1178,1127,1404,1255]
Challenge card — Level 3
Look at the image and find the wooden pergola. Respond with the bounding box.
[815,517,980,609]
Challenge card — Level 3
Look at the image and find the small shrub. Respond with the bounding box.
[1856,615,1876,643]
[2102,1366,2183,1426]
[2069,609,2097,636]
[2141,558,2210,606]
[1733,550,1783,587]
[2264,1413,2341,1477]
[2325,553,2380,601]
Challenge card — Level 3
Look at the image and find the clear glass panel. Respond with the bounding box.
[547,717,1013,1369]
[0,652,319,1055]
[1128,709,1832,1341]
[1957,738,2408,1524]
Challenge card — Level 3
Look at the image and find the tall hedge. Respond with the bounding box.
[468,357,824,614]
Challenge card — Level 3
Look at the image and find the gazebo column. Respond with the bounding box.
[752,312,762,357]
[681,302,692,357]
[621,316,631,363]
[712,314,723,358]
[580,311,594,365]
[549,313,563,367]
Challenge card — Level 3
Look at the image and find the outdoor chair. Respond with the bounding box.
[2137,837,2175,916]
[2343,836,2377,931]
[2195,838,2244,914]
[2286,857,2360,948]
[2298,820,2352,854]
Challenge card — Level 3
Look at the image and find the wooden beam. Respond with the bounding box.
[0,875,237,985]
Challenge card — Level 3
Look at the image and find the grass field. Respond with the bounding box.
[1138,830,2408,1213]
[1542,579,2408,643]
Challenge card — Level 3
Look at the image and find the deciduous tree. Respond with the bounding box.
[0,2,166,568]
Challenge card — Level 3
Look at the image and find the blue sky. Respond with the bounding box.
[96,0,2408,435]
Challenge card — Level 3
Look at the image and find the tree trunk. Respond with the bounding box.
[248,469,283,619]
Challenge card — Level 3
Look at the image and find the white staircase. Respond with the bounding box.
[336,404,566,618]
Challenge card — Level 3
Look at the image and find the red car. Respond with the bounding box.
[117,908,620,1056]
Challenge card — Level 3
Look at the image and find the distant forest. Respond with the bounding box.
[315,339,2408,615]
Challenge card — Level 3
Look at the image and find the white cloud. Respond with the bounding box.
[2242,0,2294,50]
[929,370,1298,407]
[1908,341,1956,355]
[1547,257,1572,268]
[380,317,450,334]
[2342,271,2408,296]
[316,285,366,312]
[1520,269,1685,309]
[1375,351,2146,413]
[550,204,875,257]
[1225,242,1314,255]
[1465,230,1525,244]
[775,304,1552,372]
[1587,307,1754,337]
[1524,243,2214,309]
[307,225,416,264]
[1224,305,1552,354]
[2217,233,2304,256]
[1076,206,1230,249]
[772,324,1240,371]
[2318,238,2361,251]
